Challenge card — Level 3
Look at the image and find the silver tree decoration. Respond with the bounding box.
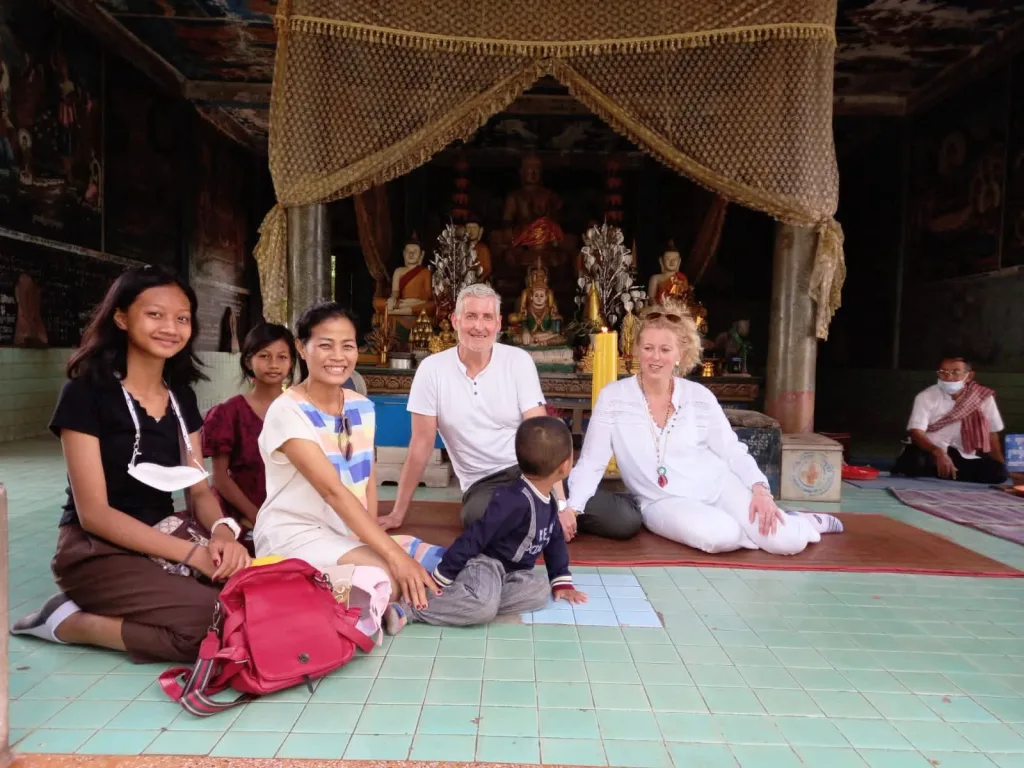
[575,223,645,328]
[430,223,480,320]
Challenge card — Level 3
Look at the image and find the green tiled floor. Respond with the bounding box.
[5,436,1024,765]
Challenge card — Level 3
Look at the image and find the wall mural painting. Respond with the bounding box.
[1002,52,1024,269]
[192,116,248,285]
[907,68,1008,281]
[103,65,180,267]
[0,237,124,348]
[0,2,102,249]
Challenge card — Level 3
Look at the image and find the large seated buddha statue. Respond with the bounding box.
[508,260,565,347]
[490,154,577,270]
[373,234,435,319]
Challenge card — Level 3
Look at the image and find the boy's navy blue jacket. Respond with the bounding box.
[433,478,574,593]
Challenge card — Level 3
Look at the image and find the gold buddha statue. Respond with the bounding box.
[509,261,565,346]
[373,234,435,318]
[428,318,457,354]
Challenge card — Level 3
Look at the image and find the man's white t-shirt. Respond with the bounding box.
[907,384,1005,460]
[407,343,546,491]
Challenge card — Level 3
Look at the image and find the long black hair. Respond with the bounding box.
[240,322,296,385]
[294,301,359,382]
[67,266,207,388]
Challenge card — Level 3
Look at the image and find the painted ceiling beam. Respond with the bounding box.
[52,0,266,153]
[832,94,906,117]
[907,16,1024,115]
[184,81,273,102]
[51,0,183,95]
[195,104,267,153]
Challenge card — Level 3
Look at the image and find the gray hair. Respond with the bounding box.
[454,282,501,317]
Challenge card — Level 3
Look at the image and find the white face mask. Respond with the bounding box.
[937,379,965,396]
[120,384,209,493]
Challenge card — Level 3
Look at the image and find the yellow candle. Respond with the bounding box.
[591,328,619,474]
[591,328,618,407]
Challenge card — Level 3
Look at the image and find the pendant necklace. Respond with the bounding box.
[639,374,675,488]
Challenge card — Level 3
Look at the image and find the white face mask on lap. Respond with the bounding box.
[120,383,209,492]
[937,379,965,396]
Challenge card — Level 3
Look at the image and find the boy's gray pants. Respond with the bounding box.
[405,555,550,626]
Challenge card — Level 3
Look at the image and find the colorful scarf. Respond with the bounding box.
[927,380,995,455]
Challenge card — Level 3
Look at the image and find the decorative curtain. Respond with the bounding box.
[354,184,392,297]
[255,0,845,338]
[686,194,729,286]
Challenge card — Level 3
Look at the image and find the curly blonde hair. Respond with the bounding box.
[636,300,703,375]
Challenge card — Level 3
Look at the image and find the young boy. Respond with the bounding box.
[385,416,588,632]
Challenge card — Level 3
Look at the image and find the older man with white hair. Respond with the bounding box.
[378,283,642,541]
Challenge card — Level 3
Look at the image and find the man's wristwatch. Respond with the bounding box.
[211,517,242,540]
[556,499,568,513]
[751,483,773,499]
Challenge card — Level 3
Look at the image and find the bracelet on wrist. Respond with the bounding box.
[181,541,201,567]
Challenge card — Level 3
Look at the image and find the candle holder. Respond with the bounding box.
[577,345,595,374]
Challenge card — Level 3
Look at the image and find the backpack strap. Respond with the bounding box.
[160,630,255,716]
[333,611,376,654]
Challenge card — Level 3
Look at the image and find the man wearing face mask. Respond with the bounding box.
[893,355,1008,484]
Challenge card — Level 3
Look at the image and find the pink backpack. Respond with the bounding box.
[159,559,374,715]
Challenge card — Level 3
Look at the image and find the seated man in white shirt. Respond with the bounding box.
[893,355,1008,484]
[377,283,643,541]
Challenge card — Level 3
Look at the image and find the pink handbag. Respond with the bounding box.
[159,558,374,715]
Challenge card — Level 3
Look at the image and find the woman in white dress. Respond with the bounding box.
[564,303,841,555]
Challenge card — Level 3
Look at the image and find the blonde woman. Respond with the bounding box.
[564,303,842,555]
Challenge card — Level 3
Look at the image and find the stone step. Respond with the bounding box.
[376,446,445,465]
[376,460,452,488]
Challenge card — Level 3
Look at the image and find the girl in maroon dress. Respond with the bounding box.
[202,324,296,538]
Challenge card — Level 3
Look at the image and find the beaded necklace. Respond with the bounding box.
[638,374,676,487]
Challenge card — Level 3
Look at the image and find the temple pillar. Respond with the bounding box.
[287,203,332,330]
[764,223,817,434]
[1,485,10,767]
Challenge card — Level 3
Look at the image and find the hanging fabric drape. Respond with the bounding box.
[354,184,392,297]
[255,0,845,338]
[686,194,729,286]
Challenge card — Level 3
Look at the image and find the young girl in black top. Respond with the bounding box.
[11,267,251,662]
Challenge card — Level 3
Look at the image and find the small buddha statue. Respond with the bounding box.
[648,241,690,305]
[465,217,492,282]
[373,234,435,317]
[428,318,458,354]
[509,261,565,346]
